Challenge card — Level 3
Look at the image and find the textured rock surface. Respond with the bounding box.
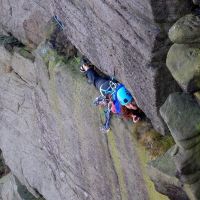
[148,3,200,198]
[160,93,200,199]
[169,14,200,44]
[193,0,200,5]
[166,43,200,93]
[148,147,190,200]
[194,91,200,105]
[0,45,153,200]
[0,0,192,134]
[160,93,200,149]
[0,173,43,200]
[0,150,9,178]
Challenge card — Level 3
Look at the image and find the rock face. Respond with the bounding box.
[0,1,196,200]
[0,44,152,200]
[0,173,43,200]
[0,0,192,134]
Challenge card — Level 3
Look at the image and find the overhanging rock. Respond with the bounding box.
[0,0,192,134]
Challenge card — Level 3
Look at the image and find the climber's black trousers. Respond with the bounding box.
[86,68,110,91]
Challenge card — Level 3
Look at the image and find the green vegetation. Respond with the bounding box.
[131,122,171,200]
[40,43,80,73]
[133,121,175,159]
[39,42,171,200]
[16,47,35,61]
[107,131,128,200]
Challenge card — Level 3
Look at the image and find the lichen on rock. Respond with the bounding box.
[166,43,200,93]
[169,14,200,44]
[159,93,200,199]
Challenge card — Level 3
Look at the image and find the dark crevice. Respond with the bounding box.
[13,70,29,84]
[0,149,10,178]
[0,33,24,53]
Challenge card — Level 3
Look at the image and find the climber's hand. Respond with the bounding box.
[100,125,110,134]
[132,115,140,123]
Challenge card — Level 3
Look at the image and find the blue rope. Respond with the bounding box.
[53,15,64,30]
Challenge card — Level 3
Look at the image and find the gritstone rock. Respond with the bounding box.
[160,93,200,199]
[0,0,192,134]
[160,93,200,148]
[169,14,200,44]
[0,43,150,200]
[166,43,200,93]
[148,147,190,200]
[0,173,43,200]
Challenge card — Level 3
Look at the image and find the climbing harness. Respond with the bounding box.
[94,83,116,133]
[93,95,108,106]
[100,79,119,97]
[93,96,111,133]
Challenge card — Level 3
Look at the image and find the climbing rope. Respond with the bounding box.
[100,79,119,97]
[53,15,64,30]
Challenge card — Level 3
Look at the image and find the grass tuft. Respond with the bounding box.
[133,121,175,159]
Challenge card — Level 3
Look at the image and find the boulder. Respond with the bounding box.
[160,93,200,148]
[166,43,200,93]
[169,14,200,44]
[159,93,200,199]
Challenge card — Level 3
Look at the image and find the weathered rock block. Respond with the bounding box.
[148,147,190,200]
[166,43,200,93]
[169,14,200,44]
[159,93,200,199]
[160,93,200,148]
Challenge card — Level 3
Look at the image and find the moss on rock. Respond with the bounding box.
[133,121,174,159]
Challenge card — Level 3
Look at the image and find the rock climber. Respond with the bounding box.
[80,57,144,133]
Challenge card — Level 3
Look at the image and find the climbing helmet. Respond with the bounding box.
[116,86,133,105]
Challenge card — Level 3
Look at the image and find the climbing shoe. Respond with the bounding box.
[100,126,110,134]
[80,65,86,73]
